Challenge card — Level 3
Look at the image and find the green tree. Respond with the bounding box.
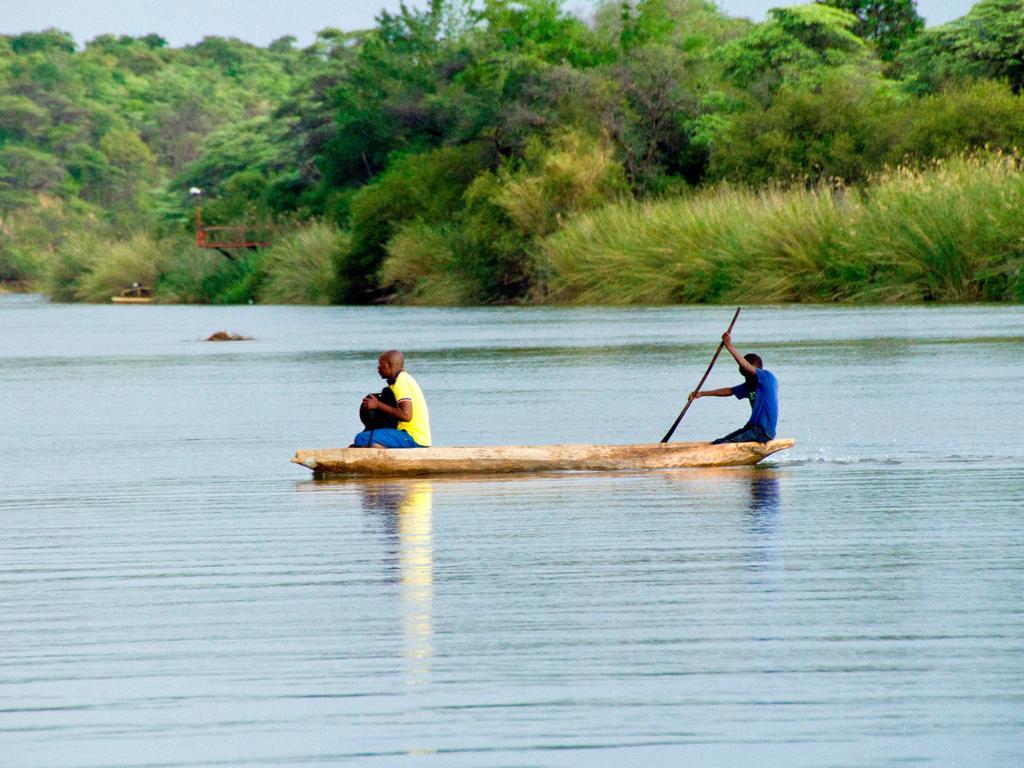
[8,29,76,55]
[0,145,65,223]
[96,127,157,209]
[709,73,898,184]
[817,0,923,60]
[480,0,607,66]
[716,4,870,101]
[609,44,703,188]
[178,116,284,193]
[315,0,610,192]
[0,95,49,143]
[897,0,1024,92]
[317,5,448,187]
[618,0,675,50]
[892,80,1024,159]
[268,35,297,53]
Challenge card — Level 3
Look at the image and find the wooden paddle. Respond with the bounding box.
[660,306,742,443]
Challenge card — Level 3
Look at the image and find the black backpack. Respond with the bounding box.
[359,386,399,430]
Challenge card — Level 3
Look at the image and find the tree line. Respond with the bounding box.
[2,0,1023,304]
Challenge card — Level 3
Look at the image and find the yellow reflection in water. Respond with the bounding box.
[397,481,433,687]
[301,477,437,687]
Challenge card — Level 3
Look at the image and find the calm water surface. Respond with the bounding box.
[1,296,1022,767]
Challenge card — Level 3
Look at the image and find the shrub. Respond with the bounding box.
[709,73,900,184]
[340,142,493,302]
[45,234,96,302]
[0,241,44,285]
[155,246,224,303]
[379,221,466,305]
[259,221,347,304]
[203,253,265,304]
[72,232,167,302]
[495,131,630,238]
[157,246,264,304]
[376,131,630,305]
[892,81,1024,162]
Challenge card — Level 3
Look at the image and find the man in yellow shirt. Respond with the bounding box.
[351,350,432,448]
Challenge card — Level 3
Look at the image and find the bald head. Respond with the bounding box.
[380,349,404,368]
[377,349,405,382]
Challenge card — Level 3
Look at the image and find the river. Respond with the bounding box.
[1,296,1022,766]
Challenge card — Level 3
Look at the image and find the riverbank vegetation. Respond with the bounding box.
[543,154,1024,303]
[2,0,1023,304]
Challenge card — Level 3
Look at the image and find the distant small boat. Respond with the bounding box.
[291,439,795,477]
[111,284,153,304]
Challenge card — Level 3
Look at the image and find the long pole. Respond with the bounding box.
[660,307,742,443]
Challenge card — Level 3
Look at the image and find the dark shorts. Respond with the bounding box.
[351,429,426,448]
[711,424,772,444]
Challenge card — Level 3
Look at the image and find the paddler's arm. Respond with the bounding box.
[363,394,413,422]
[723,331,758,377]
[689,388,733,401]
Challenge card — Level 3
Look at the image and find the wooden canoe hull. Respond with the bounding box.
[291,439,795,477]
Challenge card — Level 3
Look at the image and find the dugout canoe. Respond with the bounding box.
[291,439,795,477]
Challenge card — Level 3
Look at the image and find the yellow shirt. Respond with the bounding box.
[391,370,431,447]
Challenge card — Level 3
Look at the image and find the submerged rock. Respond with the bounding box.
[205,331,252,341]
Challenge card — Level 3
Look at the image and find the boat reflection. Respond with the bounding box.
[747,470,781,534]
[359,480,434,688]
[744,469,782,584]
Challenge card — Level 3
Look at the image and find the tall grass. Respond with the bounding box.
[258,221,346,305]
[849,156,1024,301]
[154,245,235,303]
[542,154,1024,304]
[379,222,467,305]
[43,223,346,304]
[47,232,168,303]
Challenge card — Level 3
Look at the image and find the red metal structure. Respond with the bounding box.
[193,197,271,260]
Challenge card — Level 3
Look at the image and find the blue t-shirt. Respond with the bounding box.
[730,368,779,439]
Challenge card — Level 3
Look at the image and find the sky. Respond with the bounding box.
[0,1,978,49]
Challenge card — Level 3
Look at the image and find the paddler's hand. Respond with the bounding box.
[362,394,379,410]
[722,331,733,347]
[688,391,700,402]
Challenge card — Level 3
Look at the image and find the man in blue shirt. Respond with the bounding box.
[688,332,779,444]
